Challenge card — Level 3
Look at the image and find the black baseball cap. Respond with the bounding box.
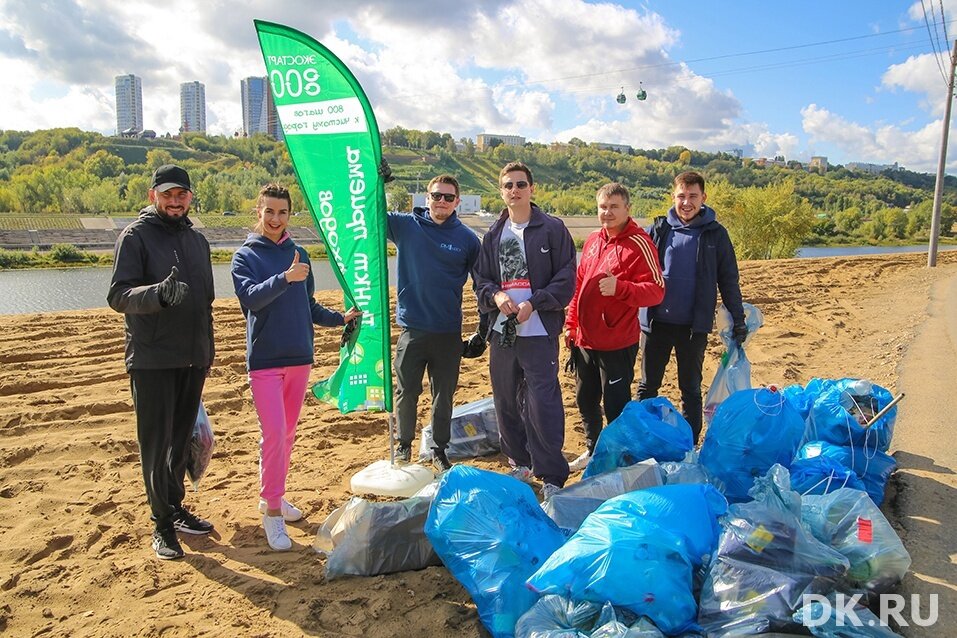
[151,164,191,192]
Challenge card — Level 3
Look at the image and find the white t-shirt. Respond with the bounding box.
[493,221,547,337]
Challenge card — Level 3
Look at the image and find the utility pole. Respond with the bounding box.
[928,39,957,267]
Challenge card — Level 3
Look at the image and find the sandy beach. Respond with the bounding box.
[1,251,956,637]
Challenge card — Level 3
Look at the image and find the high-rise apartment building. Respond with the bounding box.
[180,81,206,133]
[240,76,282,139]
[114,74,143,135]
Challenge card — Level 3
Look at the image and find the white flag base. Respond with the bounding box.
[350,459,435,498]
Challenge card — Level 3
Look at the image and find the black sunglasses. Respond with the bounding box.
[501,181,529,190]
[429,192,456,202]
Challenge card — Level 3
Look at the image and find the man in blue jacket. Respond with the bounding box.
[638,171,746,444]
[473,162,577,499]
[388,174,481,472]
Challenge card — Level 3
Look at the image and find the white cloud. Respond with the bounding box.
[801,103,955,172]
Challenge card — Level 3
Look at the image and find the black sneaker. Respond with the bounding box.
[172,507,214,535]
[152,527,184,560]
[432,448,452,473]
[395,443,412,464]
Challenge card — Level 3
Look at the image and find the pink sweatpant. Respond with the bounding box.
[249,364,312,510]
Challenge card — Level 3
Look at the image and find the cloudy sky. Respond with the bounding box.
[1,0,955,171]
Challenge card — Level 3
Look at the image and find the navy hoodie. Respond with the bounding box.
[387,207,480,333]
[231,233,344,371]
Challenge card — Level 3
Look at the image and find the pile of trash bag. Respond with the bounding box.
[699,387,805,502]
[698,465,850,636]
[314,489,441,579]
[418,396,501,461]
[425,465,565,638]
[583,397,693,479]
[527,484,728,635]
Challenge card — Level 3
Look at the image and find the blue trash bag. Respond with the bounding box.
[782,378,831,423]
[699,387,806,502]
[790,456,867,497]
[527,484,728,635]
[703,303,764,424]
[796,441,897,506]
[802,488,911,594]
[583,397,693,479]
[698,466,850,637]
[805,379,896,452]
[424,465,566,638]
[793,592,900,637]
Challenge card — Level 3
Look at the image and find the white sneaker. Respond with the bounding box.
[258,498,303,522]
[541,483,562,501]
[507,464,535,484]
[567,450,592,473]
[262,515,292,551]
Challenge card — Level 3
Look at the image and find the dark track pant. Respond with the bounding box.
[489,335,569,487]
[573,343,639,452]
[637,323,709,444]
[394,329,463,451]
[129,367,207,530]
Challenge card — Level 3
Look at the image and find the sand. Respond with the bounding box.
[1,251,956,637]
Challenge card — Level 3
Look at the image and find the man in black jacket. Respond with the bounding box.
[638,171,746,444]
[108,165,215,560]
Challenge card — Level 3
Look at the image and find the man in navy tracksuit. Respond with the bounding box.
[473,162,576,498]
[388,174,480,473]
[638,171,746,444]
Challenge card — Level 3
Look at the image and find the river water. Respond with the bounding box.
[1,246,954,315]
[0,259,398,315]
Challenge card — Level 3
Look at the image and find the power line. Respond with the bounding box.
[920,0,949,85]
[942,0,951,44]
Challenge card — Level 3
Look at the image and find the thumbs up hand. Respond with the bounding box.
[284,249,309,283]
[598,268,617,296]
[157,265,189,307]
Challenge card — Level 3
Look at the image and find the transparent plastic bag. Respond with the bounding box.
[543,460,663,535]
[703,303,764,424]
[698,466,850,636]
[418,396,501,461]
[801,488,911,593]
[314,494,442,579]
[186,402,214,490]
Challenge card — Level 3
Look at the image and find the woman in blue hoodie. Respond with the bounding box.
[231,184,360,551]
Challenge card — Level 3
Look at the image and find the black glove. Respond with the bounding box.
[564,347,578,374]
[500,314,518,348]
[462,332,487,358]
[377,158,395,183]
[732,323,748,347]
[340,317,358,348]
[157,266,188,307]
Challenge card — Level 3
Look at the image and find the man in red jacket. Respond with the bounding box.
[564,182,665,471]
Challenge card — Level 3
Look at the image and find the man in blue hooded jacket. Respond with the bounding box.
[638,171,746,444]
[388,174,481,472]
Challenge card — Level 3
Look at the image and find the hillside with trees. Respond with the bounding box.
[0,126,954,259]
